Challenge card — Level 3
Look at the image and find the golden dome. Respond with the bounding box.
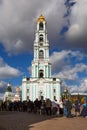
[37,14,46,22]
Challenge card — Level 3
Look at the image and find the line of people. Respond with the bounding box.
[0,97,87,118]
[63,97,87,118]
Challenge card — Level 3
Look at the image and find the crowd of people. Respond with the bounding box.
[0,97,87,118]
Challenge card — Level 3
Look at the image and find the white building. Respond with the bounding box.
[13,87,21,102]
[22,15,62,101]
[4,82,21,102]
[4,82,13,101]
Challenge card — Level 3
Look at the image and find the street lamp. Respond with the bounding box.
[62,88,70,100]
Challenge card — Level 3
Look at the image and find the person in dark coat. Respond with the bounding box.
[66,98,72,118]
[80,100,87,118]
[74,97,81,116]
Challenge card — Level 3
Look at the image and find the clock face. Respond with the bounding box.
[40,43,43,46]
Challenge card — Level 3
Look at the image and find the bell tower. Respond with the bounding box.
[32,15,51,78]
[22,14,61,102]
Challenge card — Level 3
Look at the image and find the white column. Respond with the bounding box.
[33,85,35,101]
[36,84,38,99]
[46,84,50,98]
[22,79,27,101]
[56,83,61,101]
[50,84,53,101]
[50,64,51,77]
[44,84,46,100]
[29,84,32,100]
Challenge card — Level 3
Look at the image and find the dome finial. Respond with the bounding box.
[37,14,46,22]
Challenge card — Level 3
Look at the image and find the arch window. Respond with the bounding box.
[39,50,44,59]
[39,34,43,42]
[54,96,56,100]
[39,70,44,78]
[39,22,43,30]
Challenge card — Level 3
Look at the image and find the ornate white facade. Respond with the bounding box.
[22,15,62,101]
[4,82,21,102]
[4,82,13,101]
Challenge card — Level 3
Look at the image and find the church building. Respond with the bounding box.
[22,15,62,101]
[4,82,13,101]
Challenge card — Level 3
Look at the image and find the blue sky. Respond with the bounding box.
[0,0,87,97]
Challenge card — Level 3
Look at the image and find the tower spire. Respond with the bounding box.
[37,14,46,23]
[22,15,61,102]
[32,15,51,78]
[6,82,12,92]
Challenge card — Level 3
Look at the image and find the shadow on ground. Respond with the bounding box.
[0,111,58,130]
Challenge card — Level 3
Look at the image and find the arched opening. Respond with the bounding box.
[39,91,44,101]
[39,50,44,59]
[39,22,43,30]
[39,70,44,78]
[39,34,43,42]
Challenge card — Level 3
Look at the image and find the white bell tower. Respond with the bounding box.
[22,15,62,102]
[32,15,51,78]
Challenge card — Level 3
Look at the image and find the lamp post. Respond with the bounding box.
[62,88,70,100]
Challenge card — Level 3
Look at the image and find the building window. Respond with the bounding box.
[39,22,43,30]
[54,96,56,100]
[27,96,29,100]
[39,37,43,42]
[27,89,29,93]
[53,78,56,81]
[39,70,44,78]
[39,50,44,59]
[39,34,43,42]
[53,89,56,93]
[27,78,30,81]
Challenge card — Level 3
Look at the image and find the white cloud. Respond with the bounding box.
[66,0,87,50]
[56,63,87,80]
[0,80,6,88]
[68,79,87,93]
[0,0,87,53]
[50,50,69,72]
[67,24,80,38]
[0,57,21,79]
[0,0,66,55]
[79,79,87,93]
[0,80,7,94]
[68,85,79,93]
[50,50,87,82]
[50,50,84,74]
[0,93,4,100]
[49,47,87,94]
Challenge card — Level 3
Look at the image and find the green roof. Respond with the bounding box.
[6,86,12,92]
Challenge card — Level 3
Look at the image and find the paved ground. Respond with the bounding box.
[0,111,87,130]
